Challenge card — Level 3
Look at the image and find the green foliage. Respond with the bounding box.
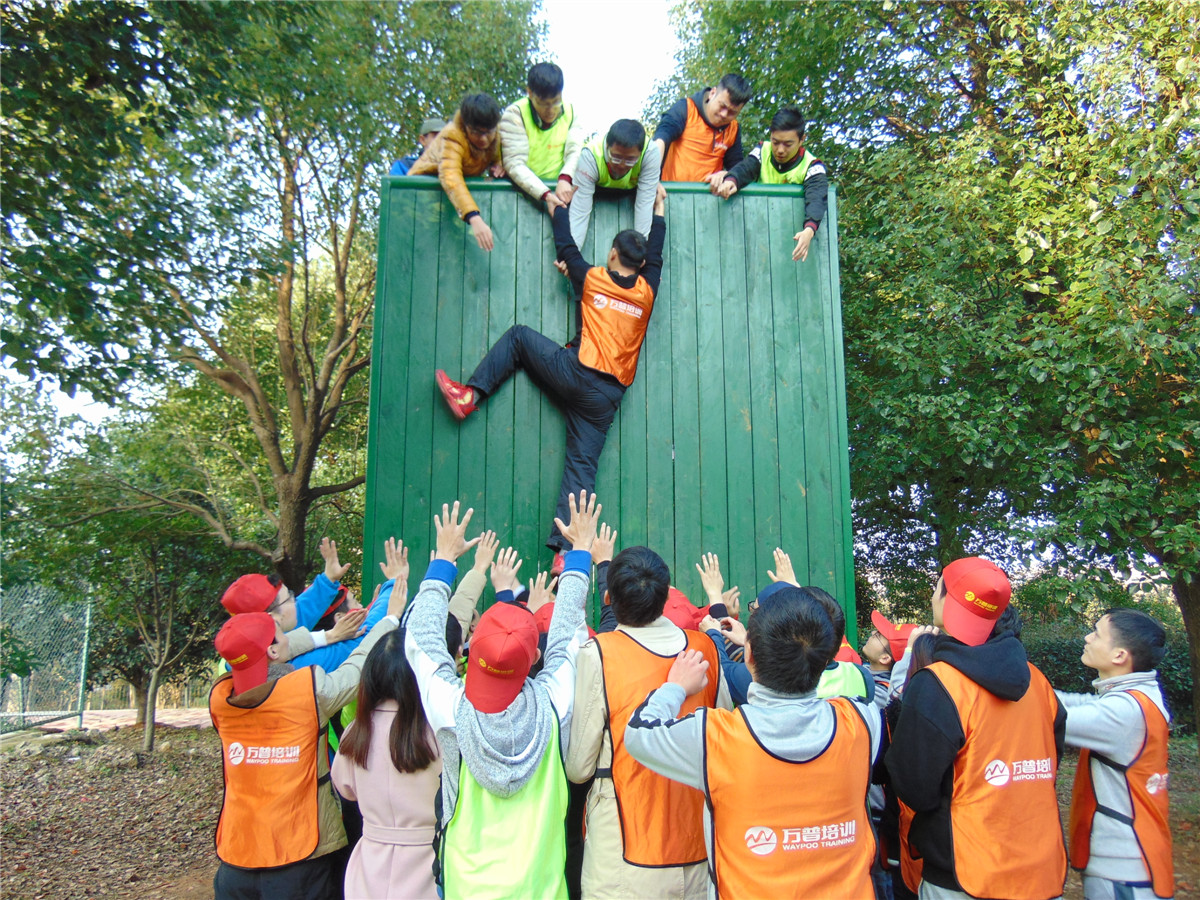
[0,623,38,679]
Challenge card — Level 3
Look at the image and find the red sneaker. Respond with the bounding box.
[436,370,476,420]
[550,552,565,576]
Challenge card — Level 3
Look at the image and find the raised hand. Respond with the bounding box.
[767,547,799,587]
[695,552,725,604]
[668,648,710,696]
[434,501,481,563]
[490,547,523,594]
[527,571,558,614]
[472,530,499,574]
[591,523,617,565]
[553,490,601,552]
[325,607,368,643]
[379,536,409,582]
[722,587,741,618]
[719,616,748,647]
[320,536,351,583]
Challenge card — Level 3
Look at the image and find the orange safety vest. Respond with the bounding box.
[1068,690,1173,898]
[897,800,923,894]
[661,97,739,182]
[705,699,876,900]
[578,267,655,387]
[210,669,324,869]
[596,629,720,867]
[922,660,1067,900]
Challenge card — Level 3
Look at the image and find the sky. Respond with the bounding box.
[537,0,680,138]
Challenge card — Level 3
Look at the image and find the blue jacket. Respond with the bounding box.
[291,579,397,672]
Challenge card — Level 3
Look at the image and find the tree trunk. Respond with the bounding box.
[141,667,161,753]
[273,483,312,592]
[1172,572,1200,762]
[132,678,149,726]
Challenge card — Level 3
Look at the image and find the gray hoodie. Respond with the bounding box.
[1057,670,1170,885]
[404,556,590,825]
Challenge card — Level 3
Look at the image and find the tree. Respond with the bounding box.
[4,2,541,588]
[662,1,1200,723]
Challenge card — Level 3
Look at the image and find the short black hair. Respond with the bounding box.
[717,73,752,106]
[611,229,647,269]
[799,586,846,645]
[1104,608,1167,671]
[770,107,806,139]
[445,614,464,660]
[746,587,836,694]
[607,546,669,626]
[527,62,564,98]
[605,118,646,152]
[460,93,502,131]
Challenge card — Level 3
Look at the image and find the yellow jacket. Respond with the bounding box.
[409,111,500,220]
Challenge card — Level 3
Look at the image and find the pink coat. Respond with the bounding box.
[331,701,442,900]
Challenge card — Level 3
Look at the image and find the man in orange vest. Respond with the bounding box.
[435,192,666,572]
[653,74,752,187]
[565,545,732,898]
[625,585,885,899]
[886,557,1068,900]
[1059,609,1173,900]
[209,539,409,899]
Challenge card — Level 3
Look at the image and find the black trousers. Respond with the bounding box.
[468,325,626,551]
[213,854,339,900]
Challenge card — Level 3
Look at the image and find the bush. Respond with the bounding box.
[1023,620,1194,735]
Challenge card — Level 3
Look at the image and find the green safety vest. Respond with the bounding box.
[758,144,817,191]
[816,660,871,702]
[442,718,569,900]
[519,98,575,181]
[587,136,645,190]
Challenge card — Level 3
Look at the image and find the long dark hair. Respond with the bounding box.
[338,628,437,773]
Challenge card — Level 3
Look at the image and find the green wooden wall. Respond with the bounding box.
[364,178,854,635]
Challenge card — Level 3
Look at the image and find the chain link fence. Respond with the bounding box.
[1,584,91,733]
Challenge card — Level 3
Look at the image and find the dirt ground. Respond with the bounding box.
[1,725,1197,899]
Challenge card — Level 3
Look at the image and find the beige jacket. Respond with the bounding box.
[565,617,733,899]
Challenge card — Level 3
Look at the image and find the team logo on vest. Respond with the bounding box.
[227,742,302,765]
[744,826,777,855]
[984,759,1011,786]
[1146,772,1169,794]
[591,293,644,319]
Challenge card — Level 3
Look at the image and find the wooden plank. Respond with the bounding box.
[767,193,809,581]
[716,194,756,601]
[428,194,468,523]
[400,188,451,563]
[460,190,496,530]
[642,205,675,567]
[480,188,519,552]
[510,194,549,560]
[742,193,781,603]
[668,192,701,578]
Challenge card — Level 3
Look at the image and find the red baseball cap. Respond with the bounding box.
[941,557,1011,647]
[871,610,918,661]
[833,637,862,664]
[220,574,277,616]
[465,603,540,713]
[215,612,277,694]
[663,587,709,630]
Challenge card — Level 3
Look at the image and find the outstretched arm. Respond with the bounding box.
[553,205,592,287]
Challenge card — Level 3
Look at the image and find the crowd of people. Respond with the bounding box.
[208,491,1174,900]
[205,63,1174,900]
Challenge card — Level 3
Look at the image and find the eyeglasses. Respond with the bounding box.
[606,148,641,168]
[466,126,496,140]
[266,590,295,615]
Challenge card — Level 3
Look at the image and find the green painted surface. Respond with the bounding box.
[364,178,855,640]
